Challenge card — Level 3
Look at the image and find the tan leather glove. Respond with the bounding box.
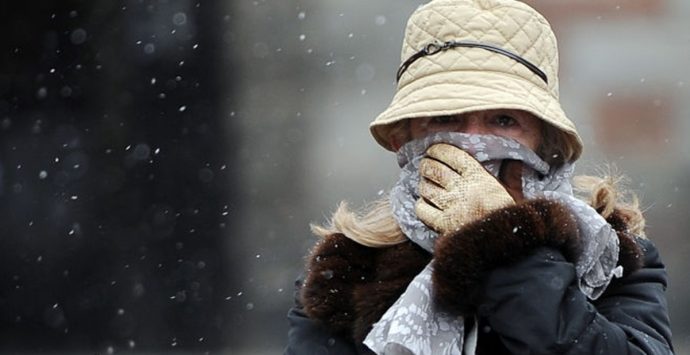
[415,143,514,235]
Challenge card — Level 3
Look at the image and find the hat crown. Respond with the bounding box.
[400,0,559,98]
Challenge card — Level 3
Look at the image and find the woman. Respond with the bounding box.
[285,0,673,354]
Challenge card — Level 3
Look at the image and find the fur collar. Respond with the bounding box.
[301,199,643,346]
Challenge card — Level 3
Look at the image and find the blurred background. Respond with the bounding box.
[1,0,688,353]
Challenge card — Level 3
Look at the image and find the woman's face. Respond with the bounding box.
[407,109,543,151]
[400,109,544,201]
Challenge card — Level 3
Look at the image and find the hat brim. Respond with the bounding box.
[370,70,583,161]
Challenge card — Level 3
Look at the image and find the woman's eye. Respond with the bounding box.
[495,115,517,127]
[430,115,458,124]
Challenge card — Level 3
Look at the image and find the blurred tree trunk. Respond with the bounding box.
[0,0,238,352]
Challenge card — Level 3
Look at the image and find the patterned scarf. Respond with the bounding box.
[364,132,623,355]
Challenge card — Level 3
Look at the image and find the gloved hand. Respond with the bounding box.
[415,143,514,235]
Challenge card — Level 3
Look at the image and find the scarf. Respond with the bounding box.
[363,132,623,355]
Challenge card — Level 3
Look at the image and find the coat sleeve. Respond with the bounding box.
[573,238,673,354]
[284,275,358,355]
[479,243,673,355]
[432,199,674,354]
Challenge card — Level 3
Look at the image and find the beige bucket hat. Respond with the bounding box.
[369,0,583,162]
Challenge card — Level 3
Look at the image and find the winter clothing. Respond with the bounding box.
[370,133,621,353]
[285,204,674,354]
[369,0,582,160]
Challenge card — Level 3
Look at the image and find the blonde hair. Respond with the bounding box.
[310,200,406,247]
[313,121,645,246]
[574,169,646,237]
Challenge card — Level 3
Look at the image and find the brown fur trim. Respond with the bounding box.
[300,233,377,335]
[352,242,431,343]
[606,210,644,275]
[432,199,581,316]
[301,235,431,342]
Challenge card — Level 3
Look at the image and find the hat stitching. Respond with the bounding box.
[401,7,556,91]
[441,48,547,90]
[384,77,553,118]
[393,62,563,111]
[456,10,553,82]
[400,56,555,102]
[396,62,552,95]
[414,3,551,52]
[381,86,565,131]
[396,41,549,84]
[495,13,557,81]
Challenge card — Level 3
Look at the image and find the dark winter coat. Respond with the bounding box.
[285,199,674,354]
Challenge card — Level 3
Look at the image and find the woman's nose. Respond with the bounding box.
[461,115,489,135]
